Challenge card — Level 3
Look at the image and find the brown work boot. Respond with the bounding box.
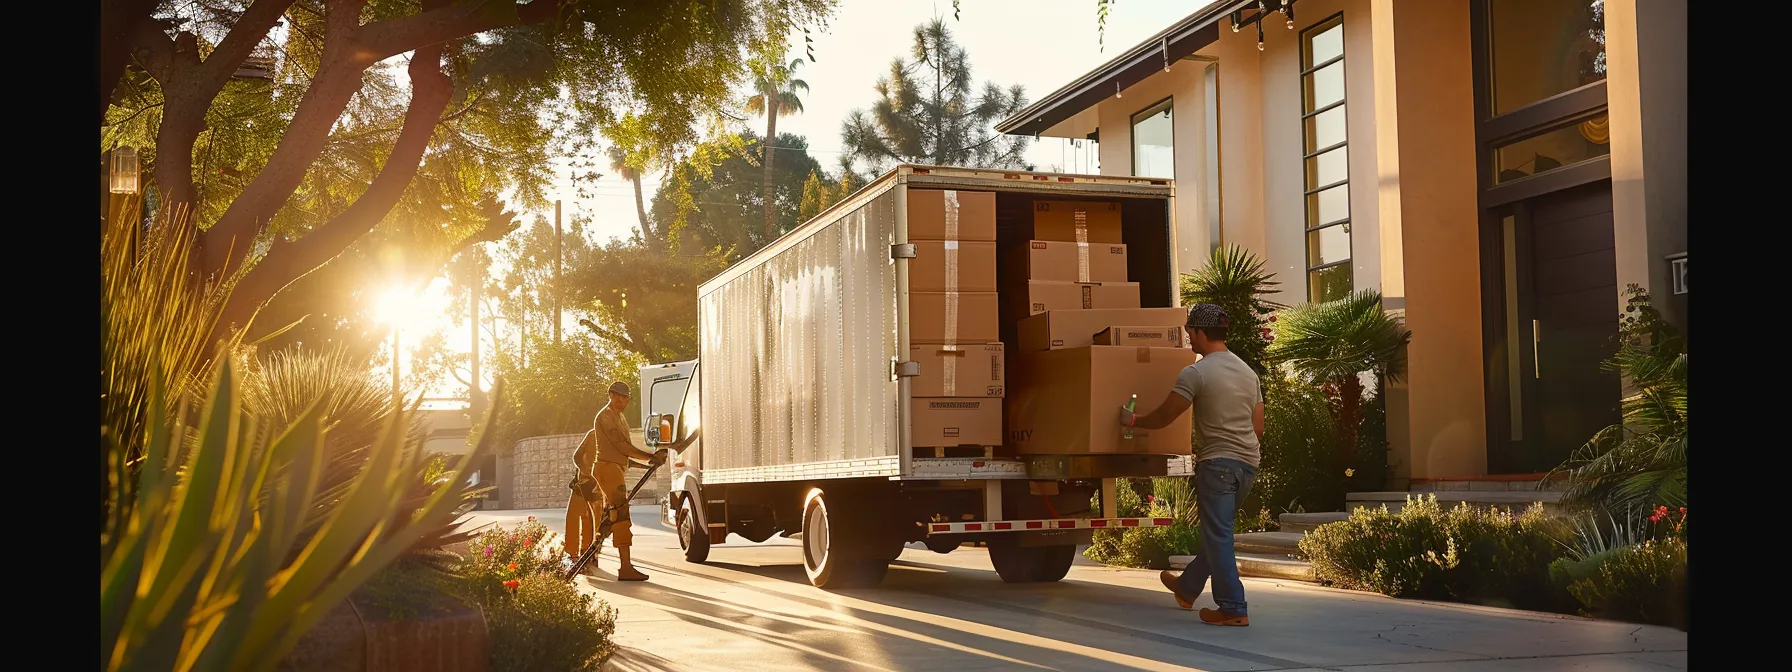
[617,565,649,582]
[1159,570,1194,610]
[1199,608,1249,627]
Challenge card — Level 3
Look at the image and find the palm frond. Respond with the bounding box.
[1268,289,1410,384]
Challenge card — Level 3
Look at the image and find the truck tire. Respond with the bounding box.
[677,496,710,564]
[923,536,961,554]
[800,487,887,589]
[988,539,1077,583]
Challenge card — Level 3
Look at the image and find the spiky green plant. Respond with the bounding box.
[100,357,503,672]
[1548,286,1686,513]
[1180,244,1283,375]
[1269,289,1411,465]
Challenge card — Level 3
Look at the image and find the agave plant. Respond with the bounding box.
[1180,244,1283,375]
[1548,286,1686,513]
[1269,289,1411,465]
[100,358,503,672]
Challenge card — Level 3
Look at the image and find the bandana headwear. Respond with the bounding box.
[1185,303,1231,329]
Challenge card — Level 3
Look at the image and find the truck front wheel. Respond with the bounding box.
[801,487,887,589]
[677,496,710,564]
[989,539,1077,583]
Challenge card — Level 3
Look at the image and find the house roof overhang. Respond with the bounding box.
[995,0,1260,138]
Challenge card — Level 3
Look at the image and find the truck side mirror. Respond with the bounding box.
[658,414,676,447]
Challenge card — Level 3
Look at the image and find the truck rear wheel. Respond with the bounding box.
[801,487,887,589]
[989,539,1077,583]
[677,496,710,564]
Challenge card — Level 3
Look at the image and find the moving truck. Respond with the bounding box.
[647,165,1188,588]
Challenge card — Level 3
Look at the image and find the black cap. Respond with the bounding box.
[609,382,631,397]
[1186,303,1230,329]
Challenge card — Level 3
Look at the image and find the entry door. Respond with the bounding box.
[1492,180,1622,474]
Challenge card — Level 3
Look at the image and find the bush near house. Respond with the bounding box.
[453,519,619,671]
[1297,495,1572,612]
[1547,506,1688,628]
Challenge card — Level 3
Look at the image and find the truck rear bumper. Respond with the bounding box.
[926,516,1174,535]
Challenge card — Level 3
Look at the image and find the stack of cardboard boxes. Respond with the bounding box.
[1002,201,1197,456]
[907,190,1005,455]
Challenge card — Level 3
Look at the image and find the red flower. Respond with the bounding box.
[503,579,520,591]
[507,562,518,572]
[1678,507,1686,515]
[1145,495,1156,503]
[1649,514,1661,523]
[527,515,537,521]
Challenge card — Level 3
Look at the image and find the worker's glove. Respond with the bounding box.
[1119,406,1137,428]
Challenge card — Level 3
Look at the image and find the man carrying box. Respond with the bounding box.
[1120,304,1264,626]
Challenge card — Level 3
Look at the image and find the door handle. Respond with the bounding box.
[1531,319,1541,379]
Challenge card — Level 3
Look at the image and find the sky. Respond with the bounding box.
[397,0,1213,402]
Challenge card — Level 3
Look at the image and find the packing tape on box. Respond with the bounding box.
[943,190,960,346]
[944,291,959,346]
[1075,209,1091,282]
[1081,284,1093,309]
[939,345,963,395]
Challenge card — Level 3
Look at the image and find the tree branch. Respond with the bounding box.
[577,318,639,354]
[358,0,569,64]
[215,41,456,340]
[102,0,165,120]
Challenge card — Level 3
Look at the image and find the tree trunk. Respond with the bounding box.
[633,175,655,250]
[99,0,163,123]
[1333,374,1364,469]
[762,95,779,240]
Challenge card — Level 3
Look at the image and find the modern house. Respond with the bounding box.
[998,0,1685,487]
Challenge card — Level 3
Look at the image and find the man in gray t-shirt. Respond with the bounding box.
[1120,303,1264,627]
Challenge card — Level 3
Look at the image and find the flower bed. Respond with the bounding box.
[452,518,619,671]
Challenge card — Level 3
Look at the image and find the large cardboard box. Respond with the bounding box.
[910,343,1005,397]
[909,189,996,241]
[911,292,999,345]
[1011,281,1141,317]
[1005,346,1197,455]
[912,397,1003,447]
[909,240,997,292]
[1033,200,1122,243]
[1094,325,1186,348]
[1008,240,1129,283]
[1016,307,1188,351]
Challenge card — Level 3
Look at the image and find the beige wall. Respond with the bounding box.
[1605,0,1688,329]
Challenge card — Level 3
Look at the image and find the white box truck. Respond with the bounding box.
[646,165,1185,588]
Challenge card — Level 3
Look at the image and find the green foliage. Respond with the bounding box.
[1251,372,1347,513]
[489,336,645,450]
[840,18,1032,172]
[1180,244,1283,376]
[100,358,501,672]
[1270,289,1410,385]
[1549,286,1687,513]
[1085,479,1201,570]
[454,520,619,671]
[649,131,825,254]
[1298,495,1570,611]
[1550,537,1687,627]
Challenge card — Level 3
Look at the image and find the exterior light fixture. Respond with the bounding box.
[109,146,140,195]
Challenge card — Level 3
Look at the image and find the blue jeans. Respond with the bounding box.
[1177,457,1257,615]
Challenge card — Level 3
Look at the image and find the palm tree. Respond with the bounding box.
[608,146,655,249]
[745,57,808,239]
[1181,245,1284,376]
[1268,289,1411,465]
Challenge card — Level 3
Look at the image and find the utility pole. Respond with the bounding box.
[553,200,563,344]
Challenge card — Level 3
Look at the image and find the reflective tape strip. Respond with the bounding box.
[926,517,1176,534]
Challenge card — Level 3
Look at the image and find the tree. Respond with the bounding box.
[608,144,656,249]
[649,130,823,255]
[1268,290,1411,468]
[746,56,810,239]
[1181,245,1285,377]
[101,0,833,351]
[840,18,1031,173]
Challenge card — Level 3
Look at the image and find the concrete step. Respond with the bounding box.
[1346,490,1563,515]
[1277,512,1349,535]
[1235,531,1304,556]
[1410,474,1569,494]
[1171,553,1318,583]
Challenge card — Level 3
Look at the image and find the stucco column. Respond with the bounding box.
[1604,0,1687,333]
[1369,0,1486,482]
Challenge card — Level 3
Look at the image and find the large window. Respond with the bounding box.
[1131,99,1174,179]
[1301,15,1351,303]
[1487,0,1605,116]
[1203,62,1223,255]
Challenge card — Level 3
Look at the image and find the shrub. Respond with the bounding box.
[1298,495,1569,610]
[453,520,618,671]
[1269,289,1411,479]
[1085,479,1202,569]
[1251,372,1344,513]
[1552,537,1687,627]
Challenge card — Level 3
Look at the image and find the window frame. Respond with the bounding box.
[1129,96,1176,179]
[1300,12,1352,303]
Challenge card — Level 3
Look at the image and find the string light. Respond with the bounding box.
[1257,18,1265,50]
[1116,80,1123,98]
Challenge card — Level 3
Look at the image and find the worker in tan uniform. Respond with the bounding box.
[566,381,665,581]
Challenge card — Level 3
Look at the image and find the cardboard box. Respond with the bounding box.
[909,189,996,241]
[909,240,997,293]
[1094,325,1186,348]
[1016,307,1188,351]
[1008,240,1128,283]
[1005,346,1198,455]
[912,397,1003,447]
[911,292,1000,345]
[1033,200,1122,244]
[1012,281,1141,316]
[910,343,1005,397]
